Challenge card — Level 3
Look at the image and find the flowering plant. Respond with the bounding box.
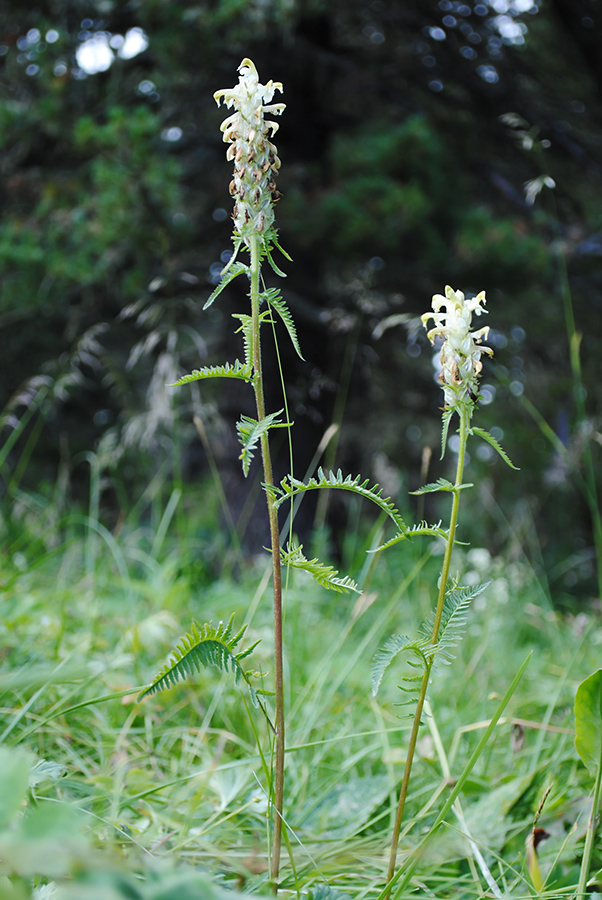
[422,285,493,409]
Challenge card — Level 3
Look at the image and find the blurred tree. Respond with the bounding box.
[1,0,601,601]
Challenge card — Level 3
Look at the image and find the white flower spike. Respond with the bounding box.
[422,285,493,408]
[214,59,285,245]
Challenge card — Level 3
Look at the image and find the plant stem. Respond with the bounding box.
[249,234,285,889]
[384,405,470,897]
[576,758,602,900]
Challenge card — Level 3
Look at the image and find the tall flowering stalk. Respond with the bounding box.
[141,59,298,890]
[213,58,289,888]
[382,286,508,896]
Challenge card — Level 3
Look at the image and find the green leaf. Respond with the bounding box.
[575,669,602,779]
[440,407,454,459]
[410,478,473,495]
[170,360,253,387]
[371,634,416,696]
[236,409,284,477]
[372,582,487,696]
[270,467,409,535]
[262,237,288,277]
[280,542,361,594]
[29,759,68,788]
[203,260,249,310]
[263,288,304,360]
[310,884,352,900]
[232,310,273,369]
[419,582,488,669]
[138,615,262,707]
[369,521,448,553]
[471,425,520,470]
[0,748,33,829]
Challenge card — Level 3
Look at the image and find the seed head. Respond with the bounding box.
[214,59,285,245]
[422,285,493,408]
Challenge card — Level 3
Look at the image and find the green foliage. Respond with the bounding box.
[575,669,602,779]
[269,467,408,534]
[203,261,250,310]
[411,478,472,495]
[139,614,265,706]
[236,409,285,477]
[471,426,520,470]
[170,360,254,386]
[280,542,361,593]
[262,288,304,359]
[371,582,488,697]
[370,520,448,553]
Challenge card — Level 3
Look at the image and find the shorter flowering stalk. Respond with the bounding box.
[385,287,492,897]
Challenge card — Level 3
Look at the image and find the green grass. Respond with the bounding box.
[1,480,600,899]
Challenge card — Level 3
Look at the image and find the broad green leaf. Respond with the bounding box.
[0,748,33,829]
[575,669,602,778]
[310,886,352,900]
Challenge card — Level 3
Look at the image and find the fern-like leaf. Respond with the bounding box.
[280,542,361,594]
[231,313,253,368]
[170,360,253,387]
[419,582,489,669]
[237,409,284,477]
[372,634,428,697]
[203,260,249,310]
[369,521,447,553]
[471,426,520,470]
[440,406,454,459]
[269,467,408,535]
[263,288,304,360]
[138,614,263,705]
[372,582,488,697]
[410,478,473,495]
[232,310,273,369]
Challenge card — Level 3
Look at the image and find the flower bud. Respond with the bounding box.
[214,59,285,245]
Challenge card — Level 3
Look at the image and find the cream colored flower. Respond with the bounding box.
[214,59,285,244]
[422,285,493,407]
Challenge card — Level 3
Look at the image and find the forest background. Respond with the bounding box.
[2,0,602,604]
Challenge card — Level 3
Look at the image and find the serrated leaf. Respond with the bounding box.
[369,521,448,553]
[372,634,417,696]
[263,288,304,360]
[263,240,288,277]
[270,467,408,535]
[170,360,253,387]
[280,542,361,594]
[419,582,488,669]
[471,425,520,470]
[236,409,284,477]
[575,669,602,779]
[441,407,454,459]
[410,478,473,495]
[138,614,262,707]
[203,260,249,309]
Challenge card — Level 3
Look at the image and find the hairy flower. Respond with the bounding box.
[214,58,285,245]
[422,285,493,407]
